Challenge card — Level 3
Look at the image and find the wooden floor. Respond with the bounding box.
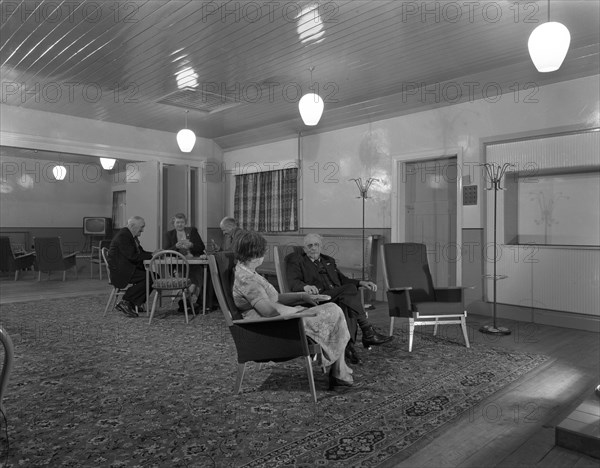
[1,266,599,468]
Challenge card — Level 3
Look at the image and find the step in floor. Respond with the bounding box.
[555,391,600,459]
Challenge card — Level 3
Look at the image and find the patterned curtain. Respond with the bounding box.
[234,168,298,232]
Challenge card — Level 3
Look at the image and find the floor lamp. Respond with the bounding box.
[350,177,377,281]
[480,162,514,336]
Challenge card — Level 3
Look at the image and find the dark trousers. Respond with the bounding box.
[123,267,152,306]
[322,284,369,345]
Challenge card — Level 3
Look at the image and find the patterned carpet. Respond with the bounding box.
[0,295,550,467]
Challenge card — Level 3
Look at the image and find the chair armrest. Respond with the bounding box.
[232,310,318,325]
[15,252,35,259]
[434,286,472,302]
[388,286,413,292]
[63,252,79,259]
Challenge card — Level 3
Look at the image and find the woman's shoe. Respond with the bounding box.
[328,374,353,390]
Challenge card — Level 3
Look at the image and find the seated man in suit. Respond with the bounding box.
[108,216,153,318]
[286,233,392,364]
[210,216,242,252]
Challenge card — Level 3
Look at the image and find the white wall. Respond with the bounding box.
[225,75,600,231]
[224,76,600,316]
[0,154,113,227]
[0,105,224,238]
[0,104,220,166]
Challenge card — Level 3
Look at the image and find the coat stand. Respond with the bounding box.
[350,177,378,309]
[480,163,513,336]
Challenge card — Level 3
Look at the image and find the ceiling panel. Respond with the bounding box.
[1,0,599,150]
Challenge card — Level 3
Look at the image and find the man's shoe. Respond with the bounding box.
[362,326,393,348]
[116,300,138,318]
[345,344,362,365]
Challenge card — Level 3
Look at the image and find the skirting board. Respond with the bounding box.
[467,301,600,333]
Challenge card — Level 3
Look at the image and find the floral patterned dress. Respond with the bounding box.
[233,265,350,367]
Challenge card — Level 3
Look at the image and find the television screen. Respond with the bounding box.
[83,217,112,236]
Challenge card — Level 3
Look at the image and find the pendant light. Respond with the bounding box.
[52,165,66,180]
[176,110,196,152]
[100,158,116,170]
[528,0,570,72]
[298,67,324,126]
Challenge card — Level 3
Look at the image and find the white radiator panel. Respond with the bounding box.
[494,247,599,315]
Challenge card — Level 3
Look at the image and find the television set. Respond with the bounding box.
[83,217,112,236]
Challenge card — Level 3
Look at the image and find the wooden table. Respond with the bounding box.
[144,257,209,315]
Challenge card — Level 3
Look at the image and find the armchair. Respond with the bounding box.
[208,252,322,403]
[33,237,78,281]
[0,236,35,280]
[0,326,14,416]
[381,243,470,352]
[273,245,303,293]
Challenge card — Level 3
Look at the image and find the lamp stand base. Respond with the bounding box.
[479,324,511,335]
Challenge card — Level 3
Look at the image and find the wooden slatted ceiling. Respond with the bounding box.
[0,0,598,150]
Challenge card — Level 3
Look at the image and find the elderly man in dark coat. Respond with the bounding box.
[108,216,153,317]
[286,233,392,364]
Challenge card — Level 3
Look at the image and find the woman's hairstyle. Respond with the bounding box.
[233,230,267,263]
[173,213,187,222]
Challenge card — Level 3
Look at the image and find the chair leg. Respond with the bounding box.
[235,363,247,394]
[104,289,117,316]
[14,270,18,281]
[62,271,66,281]
[359,287,367,318]
[38,271,41,281]
[461,315,470,348]
[186,291,196,318]
[148,291,160,324]
[304,356,317,403]
[433,317,439,336]
[182,292,190,324]
[408,318,415,352]
[389,316,395,337]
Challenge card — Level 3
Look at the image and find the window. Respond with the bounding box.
[505,168,600,246]
[234,168,298,232]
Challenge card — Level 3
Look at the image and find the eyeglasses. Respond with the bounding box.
[305,243,320,248]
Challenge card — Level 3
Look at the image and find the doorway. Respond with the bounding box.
[392,151,462,287]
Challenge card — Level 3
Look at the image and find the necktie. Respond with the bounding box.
[134,237,141,253]
[316,258,334,290]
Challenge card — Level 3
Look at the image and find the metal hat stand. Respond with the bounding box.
[479,162,514,336]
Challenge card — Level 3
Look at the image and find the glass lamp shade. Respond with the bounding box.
[100,158,116,170]
[52,165,66,180]
[298,93,324,126]
[528,22,571,72]
[176,128,196,152]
